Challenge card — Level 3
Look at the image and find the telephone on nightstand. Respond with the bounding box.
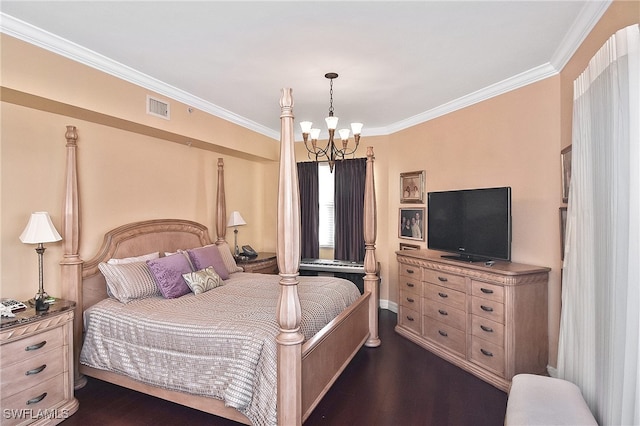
[241,245,258,258]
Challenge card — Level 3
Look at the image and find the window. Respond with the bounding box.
[318,163,335,247]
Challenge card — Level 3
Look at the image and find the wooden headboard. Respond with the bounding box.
[80,219,213,311]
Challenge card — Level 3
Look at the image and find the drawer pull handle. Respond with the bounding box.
[26,392,47,405]
[406,282,415,288]
[438,330,448,337]
[438,292,448,298]
[406,297,415,303]
[480,325,494,333]
[25,364,47,376]
[480,305,494,312]
[25,341,47,351]
[406,269,415,274]
[437,276,448,282]
[480,348,494,357]
[438,309,448,316]
[406,315,415,322]
[480,288,494,294]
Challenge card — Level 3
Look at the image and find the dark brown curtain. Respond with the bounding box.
[334,158,366,262]
[297,161,319,259]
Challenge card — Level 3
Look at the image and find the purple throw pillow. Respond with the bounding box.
[187,245,230,280]
[147,253,193,299]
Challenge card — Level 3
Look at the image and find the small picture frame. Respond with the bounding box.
[400,171,425,204]
[399,243,421,250]
[561,145,572,203]
[399,208,425,241]
[559,206,567,260]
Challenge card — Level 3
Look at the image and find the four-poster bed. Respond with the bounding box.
[60,88,379,425]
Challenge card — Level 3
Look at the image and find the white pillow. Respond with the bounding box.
[216,242,244,273]
[107,252,160,265]
[98,261,161,303]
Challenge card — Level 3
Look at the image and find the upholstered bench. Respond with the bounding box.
[504,374,598,425]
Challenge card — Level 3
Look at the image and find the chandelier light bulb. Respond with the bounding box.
[338,128,350,141]
[300,121,313,134]
[325,116,339,130]
[350,122,363,135]
[309,128,321,141]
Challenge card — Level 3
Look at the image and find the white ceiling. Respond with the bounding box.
[1,1,611,141]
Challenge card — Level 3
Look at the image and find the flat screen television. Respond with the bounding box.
[427,186,512,262]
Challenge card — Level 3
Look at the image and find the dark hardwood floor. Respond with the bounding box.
[63,310,507,425]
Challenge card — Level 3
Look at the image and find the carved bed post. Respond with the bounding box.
[215,158,226,244]
[276,88,304,425]
[60,125,87,388]
[363,147,381,347]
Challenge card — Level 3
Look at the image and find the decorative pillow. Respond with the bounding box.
[186,245,230,280]
[182,266,223,294]
[216,241,244,273]
[98,261,161,303]
[107,252,159,265]
[146,253,194,299]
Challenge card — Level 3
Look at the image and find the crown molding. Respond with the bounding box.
[1,1,612,140]
[0,13,280,140]
[385,62,558,134]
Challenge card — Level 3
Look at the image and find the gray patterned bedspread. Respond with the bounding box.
[80,273,361,425]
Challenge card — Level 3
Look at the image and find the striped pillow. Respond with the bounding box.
[216,241,244,273]
[182,266,223,294]
[98,261,161,303]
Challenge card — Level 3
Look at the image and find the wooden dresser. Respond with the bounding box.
[396,250,549,391]
[0,300,78,425]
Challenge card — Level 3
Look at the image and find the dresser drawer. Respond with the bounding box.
[423,269,465,292]
[471,297,504,324]
[470,315,504,347]
[423,283,466,311]
[399,263,422,280]
[470,337,505,376]
[1,346,66,396]
[471,280,504,303]
[1,374,67,426]
[398,276,421,297]
[399,289,420,311]
[423,299,466,331]
[398,305,421,335]
[1,326,64,367]
[423,316,465,356]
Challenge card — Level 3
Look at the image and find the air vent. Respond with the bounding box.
[146,95,170,120]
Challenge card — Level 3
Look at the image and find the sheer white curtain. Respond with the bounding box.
[557,24,639,425]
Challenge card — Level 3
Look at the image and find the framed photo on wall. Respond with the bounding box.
[399,243,421,250]
[400,170,425,203]
[399,207,425,241]
[561,145,572,203]
[559,206,567,260]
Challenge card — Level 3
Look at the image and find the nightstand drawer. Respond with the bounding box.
[1,347,66,396]
[1,374,66,426]
[1,326,64,366]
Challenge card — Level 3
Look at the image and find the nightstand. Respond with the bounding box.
[1,300,79,425]
[236,252,278,274]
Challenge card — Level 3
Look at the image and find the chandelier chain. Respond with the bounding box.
[328,78,334,116]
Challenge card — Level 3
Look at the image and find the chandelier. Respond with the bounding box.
[300,72,363,172]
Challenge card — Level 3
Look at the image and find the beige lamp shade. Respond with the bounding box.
[227,211,247,227]
[20,212,62,244]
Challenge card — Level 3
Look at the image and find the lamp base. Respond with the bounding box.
[30,291,50,312]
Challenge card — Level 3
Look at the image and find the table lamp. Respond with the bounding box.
[19,212,62,312]
[227,211,246,257]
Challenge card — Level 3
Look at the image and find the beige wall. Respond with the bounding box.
[1,35,280,304]
[1,0,637,369]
